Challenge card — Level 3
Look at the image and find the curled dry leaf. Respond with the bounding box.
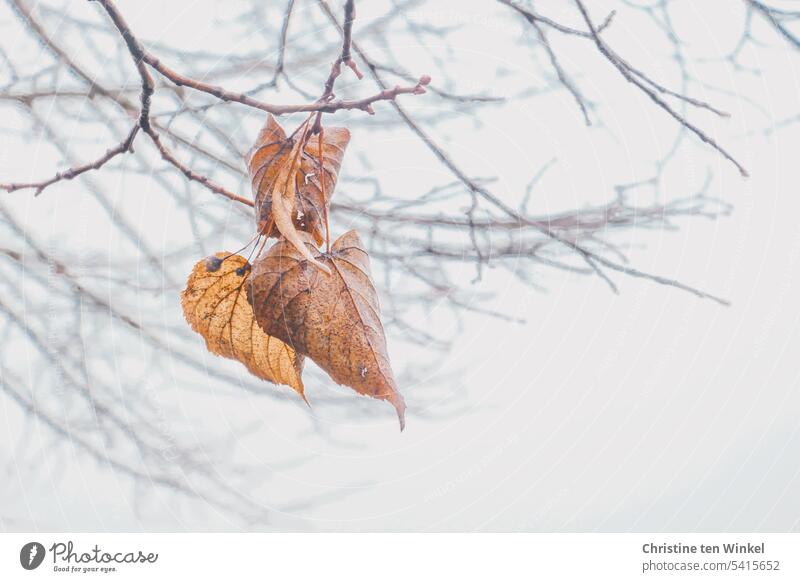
[247,114,289,238]
[266,122,331,274]
[181,252,306,400]
[248,230,406,429]
[299,126,350,245]
[247,114,350,246]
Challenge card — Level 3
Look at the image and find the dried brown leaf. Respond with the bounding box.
[181,252,306,399]
[247,114,289,238]
[268,124,331,274]
[297,126,350,245]
[247,114,350,246]
[248,231,406,428]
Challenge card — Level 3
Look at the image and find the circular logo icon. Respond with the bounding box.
[20,542,46,570]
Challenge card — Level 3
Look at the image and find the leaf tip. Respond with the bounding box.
[390,394,406,431]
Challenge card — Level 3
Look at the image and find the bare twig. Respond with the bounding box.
[145,129,254,206]
[91,0,426,117]
[528,12,592,125]
[0,125,138,194]
[319,0,729,304]
[747,0,800,49]
[571,0,748,176]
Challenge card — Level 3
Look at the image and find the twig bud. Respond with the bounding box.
[205,256,223,272]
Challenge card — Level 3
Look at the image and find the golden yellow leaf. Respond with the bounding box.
[181,252,306,399]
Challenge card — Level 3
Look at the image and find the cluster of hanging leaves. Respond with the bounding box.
[181,115,406,429]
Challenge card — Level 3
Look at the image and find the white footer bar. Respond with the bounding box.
[1,533,798,581]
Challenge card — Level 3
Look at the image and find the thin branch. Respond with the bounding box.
[341,0,361,78]
[527,11,592,125]
[572,0,748,176]
[497,0,596,38]
[0,125,138,194]
[91,0,426,117]
[88,0,154,130]
[275,0,296,79]
[319,1,729,304]
[747,0,800,49]
[143,128,253,206]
